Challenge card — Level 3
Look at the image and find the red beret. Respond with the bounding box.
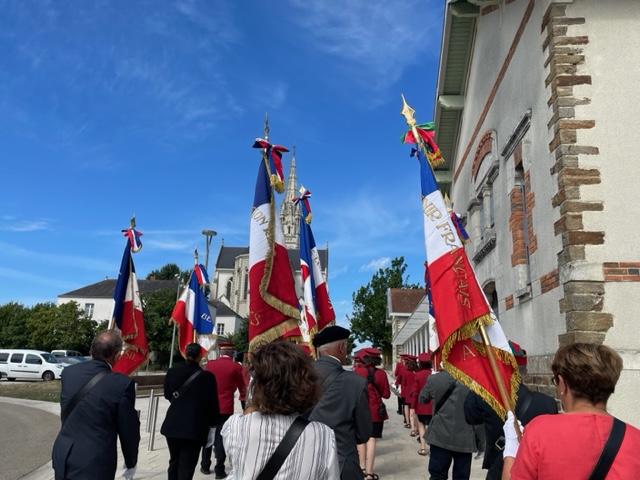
[418,352,431,363]
[364,347,382,356]
[406,354,418,361]
[218,341,235,349]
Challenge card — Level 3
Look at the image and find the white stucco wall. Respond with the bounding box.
[58,296,113,323]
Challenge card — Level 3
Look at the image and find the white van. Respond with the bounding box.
[0,349,65,381]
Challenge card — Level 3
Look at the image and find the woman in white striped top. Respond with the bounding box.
[221,341,340,480]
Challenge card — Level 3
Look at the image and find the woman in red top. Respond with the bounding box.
[503,343,640,479]
[402,356,417,435]
[355,348,390,480]
[411,352,433,456]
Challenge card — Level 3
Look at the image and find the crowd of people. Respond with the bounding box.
[50,329,640,480]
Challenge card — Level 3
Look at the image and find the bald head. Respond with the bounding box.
[90,330,123,365]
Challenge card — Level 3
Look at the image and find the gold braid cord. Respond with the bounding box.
[250,155,301,352]
[441,314,521,419]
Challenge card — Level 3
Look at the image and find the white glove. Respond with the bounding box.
[205,427,217,448]
[122,466,136,480]
[503,411,523,458]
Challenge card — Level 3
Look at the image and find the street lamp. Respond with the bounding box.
[202,229,217,274]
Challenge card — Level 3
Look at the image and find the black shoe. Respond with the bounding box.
[200,467,211,475]
[214,473,227,479]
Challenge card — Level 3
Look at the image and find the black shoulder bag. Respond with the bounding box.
[256,416,310,480]
[171,369,202,400]
[588,417,626,480]
[367,368,387,418]
[434,380,457,416]
[61,370,109,424]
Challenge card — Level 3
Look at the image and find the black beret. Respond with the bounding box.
[312,325,351,347]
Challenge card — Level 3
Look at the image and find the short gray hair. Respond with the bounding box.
[90,330,123,360]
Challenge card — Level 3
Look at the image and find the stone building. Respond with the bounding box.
[394,0,640,427]
[210,154,329,318]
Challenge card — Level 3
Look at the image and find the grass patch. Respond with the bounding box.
[0,380,61,402]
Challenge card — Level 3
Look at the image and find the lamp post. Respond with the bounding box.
[201,229,217,274]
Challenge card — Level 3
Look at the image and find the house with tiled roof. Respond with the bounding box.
[57,279,244,336]
[387,288,425,366]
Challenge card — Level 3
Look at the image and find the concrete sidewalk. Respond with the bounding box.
[14,376,487,480]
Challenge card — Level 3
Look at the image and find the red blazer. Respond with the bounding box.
[401,369,415,402]
[411,368,433,414]
[355,366,390,422]
[393,362,406,387]
[204,356,247,414]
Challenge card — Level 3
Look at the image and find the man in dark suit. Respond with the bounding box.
[309,326,372,480]
[464,373,558,479]
[52,330,140,480]
[161,342,220,480]
[200,342,246,478]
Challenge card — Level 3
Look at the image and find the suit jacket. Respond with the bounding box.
[52,359,140,480]
[205,356,246,415]
[309,356,372,480]
[420,370,474,453]
[464,383,558,479]
[160,362,220,444]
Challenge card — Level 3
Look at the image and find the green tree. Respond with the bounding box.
[141,288,178,367]
[146,263,181,281]
[348,257,421,355]
[25,302,96,354]
[226,317,249,361]
[0,302,31,348]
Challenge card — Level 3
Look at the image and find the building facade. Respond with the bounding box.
[394,0,640,427]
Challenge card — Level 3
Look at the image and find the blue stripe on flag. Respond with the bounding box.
[414,148,439,197]
[299,202,318,295]
[113,243,135,329]
[190,274,214,335]
[253,158,271,208]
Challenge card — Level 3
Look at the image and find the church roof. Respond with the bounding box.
[208,299,241,318]
[59,279,179,299]
[387,288,425,315]
[215,245,328,271]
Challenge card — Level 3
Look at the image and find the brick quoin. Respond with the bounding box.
[472,131,494,181]
[509,186,528,267]
[481,5,500,16]
[540,269,560,293]
[524,170,537,254]
[505,295,514,311]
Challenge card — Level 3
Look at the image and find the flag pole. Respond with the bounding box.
[193,247,199,344]
[400,95,520,432]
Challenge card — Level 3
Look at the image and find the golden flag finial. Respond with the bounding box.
[400,94,417,127]
[129,214,136,230]
[264,113,270,141]
[444,193,453,212]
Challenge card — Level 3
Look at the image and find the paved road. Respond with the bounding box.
[0,402,59,480]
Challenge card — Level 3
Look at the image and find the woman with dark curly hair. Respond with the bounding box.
[221,341,340,479]
[503,343,640,479]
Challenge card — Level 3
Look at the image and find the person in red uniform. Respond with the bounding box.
[393,354,407,416]
[402,355,417,434]
[355,348,390,480]
[412,352,433,456]
[200,342,247,478]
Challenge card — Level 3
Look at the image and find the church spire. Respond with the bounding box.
[280,146,301,249]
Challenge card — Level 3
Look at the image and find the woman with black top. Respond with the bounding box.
[161,343,220,480]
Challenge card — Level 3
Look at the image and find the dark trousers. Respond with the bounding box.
[428,444,472,480]
[201,413,231,475]
[397,395,404,414]
[166,437,202,480]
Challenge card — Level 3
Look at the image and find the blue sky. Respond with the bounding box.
[0,0,444,328]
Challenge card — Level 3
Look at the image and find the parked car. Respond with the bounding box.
[0,349,65,381]
[51,350,84,358]
[57,355,90,366]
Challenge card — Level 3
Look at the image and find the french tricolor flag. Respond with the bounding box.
[111,239,149,375]
[416,147,519,418]
[248,148,301,350]
[170,273,214,357]
[194,264,210,286]
[296,189,335,346]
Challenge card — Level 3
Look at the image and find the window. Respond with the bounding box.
[84,303,95,318]
[226,279,233,300]
[0,353,8,363]
[243,268,249,300]
[26,354,42,365]
[10,353,24,363]
[217,323,225,336]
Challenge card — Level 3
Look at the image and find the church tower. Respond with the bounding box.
[280,149,301,249]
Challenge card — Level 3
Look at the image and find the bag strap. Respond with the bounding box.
[588,418,626,480]
[172,369,202,400]
[367,368,384,402]
[516,390,534,421]
[61,370,109,424]
[434,380,457,415]
[256,416,310,480]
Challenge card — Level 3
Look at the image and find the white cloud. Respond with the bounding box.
[284,0,441,92]
[0,219,52,232]
[360,256,391,272]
